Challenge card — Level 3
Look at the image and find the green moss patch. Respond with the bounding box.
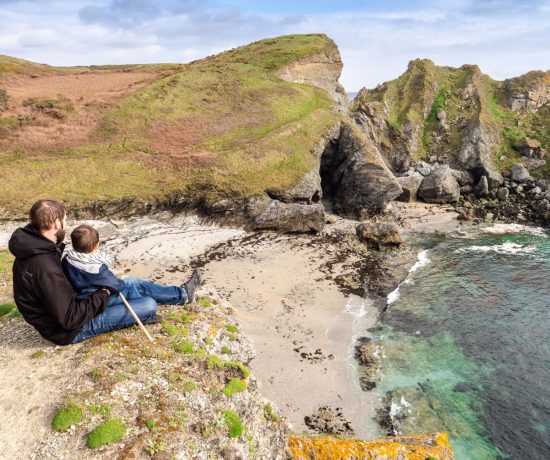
[225,361,250,379]
[223,410,243,438]
[207,354,224,370]
[86,418,126,448]
[30,350,45,359]
[161,322,181,336]
[225,324,240,334]
[52,402,83,431]
[0,302,16,319]
[170,340,194,354]
[264,403,279,422]
[222,378,247,397]
[197,297,213,308]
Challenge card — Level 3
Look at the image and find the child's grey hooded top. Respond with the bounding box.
[62,249,125,299]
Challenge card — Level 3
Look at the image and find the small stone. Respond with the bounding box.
[511,164,530,182]
[221,445,245,460]
[497,188,509,202]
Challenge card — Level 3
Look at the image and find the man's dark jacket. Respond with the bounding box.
[8,224,110,345]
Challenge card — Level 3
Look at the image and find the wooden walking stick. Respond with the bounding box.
[118,292,154,343]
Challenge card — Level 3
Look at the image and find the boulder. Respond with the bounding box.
[247,197,325,233]
[475,176,489,197]
[396,176,423,202]
[511,163,529,182]
[356,222,403,250]
[449,169,474,186]
[418,167,460,204]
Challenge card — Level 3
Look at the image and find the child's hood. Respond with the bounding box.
[64,248,112,274]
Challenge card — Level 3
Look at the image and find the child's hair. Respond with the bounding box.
[71,224,100,253]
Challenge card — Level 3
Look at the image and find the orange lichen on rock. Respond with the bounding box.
[287,432,454,460]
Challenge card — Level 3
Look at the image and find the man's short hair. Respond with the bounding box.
[71,225,99,254]
[29,199,66,232]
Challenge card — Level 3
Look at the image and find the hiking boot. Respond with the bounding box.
[182,268,202,304]
[143,314,164,325]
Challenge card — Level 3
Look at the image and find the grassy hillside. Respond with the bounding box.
[353,60,550,176]
[0,34,338,214]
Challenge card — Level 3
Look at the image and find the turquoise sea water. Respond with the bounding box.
[372,228,550,459]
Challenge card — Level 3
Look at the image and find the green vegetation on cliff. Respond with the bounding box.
[0,34,338,214]
[353,59,549,177]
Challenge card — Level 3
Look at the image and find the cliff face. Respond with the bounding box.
[352,61,550,189]
[276,37,349,110]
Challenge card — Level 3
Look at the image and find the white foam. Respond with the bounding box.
[386,249,430,306]
[459,223,547,238]
[389,396,412,417]
[409,249,430,273]
[387,287,401,305]
[455,242,536,255]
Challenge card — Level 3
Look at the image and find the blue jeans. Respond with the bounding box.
[72,277,187,343]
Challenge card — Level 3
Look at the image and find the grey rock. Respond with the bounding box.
[396,176,423,202]
[497,187,509,201]
[323,122,402,217]
[268,169,322,204]
[418,167,461,204]
[356,222,403,250]
[511,163,530,182]
[458,123,503,189]
[475,176,489,197]
[416,161,435,177]
[460,185,474,194]
[536,180,548,192]
[450,169,474,186]
[220,445,245,460]
[505,71,550,111]
[247,197,325,233]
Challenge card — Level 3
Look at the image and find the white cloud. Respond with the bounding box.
[0,0,548,91]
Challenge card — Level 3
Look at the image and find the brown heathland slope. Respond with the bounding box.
[0,34,340,216]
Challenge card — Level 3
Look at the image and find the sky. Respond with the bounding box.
[1,0,549,90]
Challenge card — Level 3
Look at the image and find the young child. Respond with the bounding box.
[63,224,201,309]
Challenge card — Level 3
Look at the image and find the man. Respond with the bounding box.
[9,199,201,345]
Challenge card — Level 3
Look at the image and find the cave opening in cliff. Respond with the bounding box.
[319,137,341,211]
